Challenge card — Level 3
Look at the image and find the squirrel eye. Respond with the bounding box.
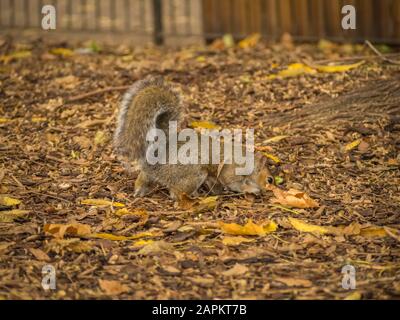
[267,176,274,184]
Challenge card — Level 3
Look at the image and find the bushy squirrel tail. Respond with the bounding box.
[113,75,182,165]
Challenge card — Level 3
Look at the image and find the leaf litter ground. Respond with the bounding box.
[0,37,399,299]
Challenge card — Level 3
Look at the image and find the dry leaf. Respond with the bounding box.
[222,236,254,246]
[270,187,319,208]
[219,219,277,236]
[99,279,129,295]
[345,139,362,151]
[0,196,22,206]
[344,291,362,300]
[314,60,364,73]
[0,209,29,222]
[50,48,74,57]
[288,217,329,235]
[264,135,289,143]
[266,63,316,80]
[92,231,155,241]
[275,277,312,287]
[190,121,221,130]
[29,248,50,262]
[44,223,92,239]
[222,263,249,276]
[137,240,173,255]
[80,199,125,207]
[238,33,261,49]
[262,152,281,163]
[0,50,31,63]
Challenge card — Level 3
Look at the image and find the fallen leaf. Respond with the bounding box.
[190,120,221,130]
[44,223,92,239]
[263,152,281,163]
[345,139,362,151]
[29,248,50,262]
[222,236,254,246]
[288,217,329,235]
[137,240,173,255]
[344,291,362,300]
[132,239,154,247]
[50,48,74,57]
[0,209,30,223]
[270,187,319,208]
[80,199,125,207]
[360,226,387,238]
[94,130,108,146]
[0,196,22,206]
[313,60,364,73]
[275,277,312,287]
[99,279,129,295]
[264,135,289,143]
[222,263,249,276]
[266,63,316,80]
[0,50,31,63]
[219,219,277,236]
[92,231,155,241]
[238,33,261,49]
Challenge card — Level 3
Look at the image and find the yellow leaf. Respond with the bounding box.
[270,187,319,208]
[360,226,387,238]
[91,231,154,241]
[0,196,21,206]
[222,236,254,246]
[263,152,281,163]
[80,199,125,207]
[222,34,235,48]
[44,223,92,239]
[266,63,316,80]
[238,33,261,49]
[31,117,47,123]
[132,239,154,247]
[0,50,31,63]
[50,48,74,57]
[190,121,221,130]
[196,56,206,62]
[344,291,362,300]
[0,209,30,223]
[345,139,362,151]
[288,217,330,235]
[94,130,107,146]
[264,135,289,143]
[314,61,364,73]
[219,219,277,236]
[0,118,11,123]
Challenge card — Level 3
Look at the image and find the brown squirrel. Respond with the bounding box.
[113,76,274,200]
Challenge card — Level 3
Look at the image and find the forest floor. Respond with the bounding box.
[0,36,399,299]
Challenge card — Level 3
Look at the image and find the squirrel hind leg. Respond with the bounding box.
[168,168,208,200]
[134,171,157,197]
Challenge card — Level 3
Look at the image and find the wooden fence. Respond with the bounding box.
[202,0,400,43]
[0,0,399,44]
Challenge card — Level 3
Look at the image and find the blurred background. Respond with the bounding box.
[0,0,399,45]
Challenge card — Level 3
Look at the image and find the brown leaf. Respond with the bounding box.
[222,263,249,276]
[275,277,312,287]
[99,279,129,295]
[29,248,50,262]
[44,223,92,239]
[269,186,319,208]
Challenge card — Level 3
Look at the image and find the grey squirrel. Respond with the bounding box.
[113,76,274,201]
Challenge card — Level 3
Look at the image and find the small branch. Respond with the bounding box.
[65,85,131,103]
[365,40,400,65]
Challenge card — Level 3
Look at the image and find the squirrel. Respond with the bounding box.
[113,76,274,201]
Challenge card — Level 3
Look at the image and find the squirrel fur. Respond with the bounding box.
[114,76,274,200]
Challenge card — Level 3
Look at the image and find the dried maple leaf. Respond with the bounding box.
[269,186,319,209]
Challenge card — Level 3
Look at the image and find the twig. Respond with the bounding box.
[65,85,131,103]
[365,40,400,65]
